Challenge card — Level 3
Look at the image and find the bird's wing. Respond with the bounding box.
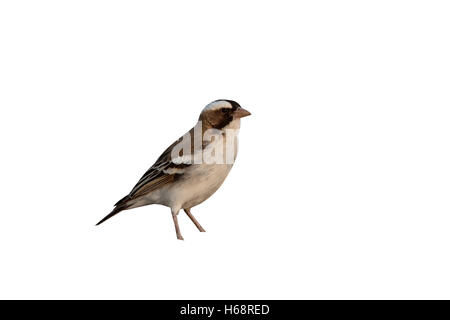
[127,144,186,197]
[118,130,200,205]
[97,142,189,226]
[97,126,209,226]
[115,122,217,207]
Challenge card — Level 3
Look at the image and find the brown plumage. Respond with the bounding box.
[96,99,251,240]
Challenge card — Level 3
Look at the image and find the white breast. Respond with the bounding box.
[140,119,241,213]
[151,119,241,212]
[171,163,234,210]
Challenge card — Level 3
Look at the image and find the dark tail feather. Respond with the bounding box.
[96,205,128,226]
[115,195,130,207]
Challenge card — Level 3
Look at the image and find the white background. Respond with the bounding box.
[0,1,449,299]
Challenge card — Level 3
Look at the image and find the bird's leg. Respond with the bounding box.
[171,210,184,240]
[184,208,206,232]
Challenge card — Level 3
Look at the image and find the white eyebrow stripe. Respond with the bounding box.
[202,100,233,112]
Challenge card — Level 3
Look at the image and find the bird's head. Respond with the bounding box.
[199,100,251,130]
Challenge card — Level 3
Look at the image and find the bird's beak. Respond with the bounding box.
[234,107,251,119]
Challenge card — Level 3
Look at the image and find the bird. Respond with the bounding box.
[96,99,251,240]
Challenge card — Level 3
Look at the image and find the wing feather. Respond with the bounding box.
[126,136,193,200]
[116,125,208,204]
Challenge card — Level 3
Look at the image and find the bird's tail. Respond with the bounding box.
[96,204,130,226]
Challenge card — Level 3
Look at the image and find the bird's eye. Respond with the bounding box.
[221,108,228,113]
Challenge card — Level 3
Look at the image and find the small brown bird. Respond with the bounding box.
[96,100,251,240]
